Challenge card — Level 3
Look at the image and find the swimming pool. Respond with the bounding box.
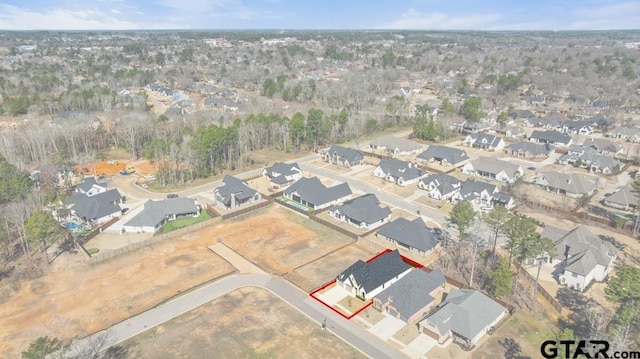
[62,221,82,232]
[278,197,312,212]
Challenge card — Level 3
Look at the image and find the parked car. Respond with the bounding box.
[143,174,156,179]
[167,193,178,198]
[119,170,129,175]
[141,183,149,189]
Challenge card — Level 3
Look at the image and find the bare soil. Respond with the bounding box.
[121,287,365,359]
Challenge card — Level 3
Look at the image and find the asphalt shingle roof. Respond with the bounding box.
[326,145,364,164]
[420,174,461,197]
[370,136,423,153]
[374,269,445,321]
[215,175,258,206]
[377,159,424,182]
[337,249,411,294]
[330,194,391,225]
[125,198,198,228]
[506,141,554,156]
[530,130,572,145]
[417,145,469,165]
[284,177,352,208]
[377,217,439,253]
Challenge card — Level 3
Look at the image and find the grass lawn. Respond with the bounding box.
[157,211,211,235]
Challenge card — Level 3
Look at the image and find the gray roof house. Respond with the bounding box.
[559,146,622,175]
[370,136,423,156]
[583,138,624,156]
[416,145,469,168]
[373,159,426,186]
[262,162,302,188]
[418,173,462,200]
[561,120,594,135]
[524,117,562,130]
[451,180,498,210]
[462,133,505,151]
[284,177,352,210]
[495,125,527,139]
[542,225,618,292]
[70,188,123,225]
[530,130,573,147]
[373,269,446,323]
[492,192,515,209]
[419,289,508,348]
[607,126,640,143]
[461,157,523,183]
[323,145,364,167]
[535,171,596,198]
[604,185,636,210]
[214,175,262,209]
[376,218,440,255]
[336,249,412,300]
[505,141,554,159]
[329,194,392,230]
[123,198,199,233]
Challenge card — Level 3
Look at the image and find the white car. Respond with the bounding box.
[141,184,149,189]
[143,174,156,179]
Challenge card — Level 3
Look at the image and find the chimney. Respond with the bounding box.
[564,245,571,260]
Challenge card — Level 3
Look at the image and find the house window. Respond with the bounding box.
[572,272,578,278]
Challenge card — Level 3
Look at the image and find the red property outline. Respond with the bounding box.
[308,248,423,320]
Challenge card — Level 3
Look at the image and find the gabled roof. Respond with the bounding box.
[582,138,623,154]
[458,180,497,201]
[330,194,391,225]
[215,175,257,206]
[377,159,424,181]
[377,217,439,252]
[537,171,595,195]
[337,249,411,294]
[420,173,461,195]
[374,269,445,319]
[125,198,198,228]
[370,136,423,152]
[467,133,503,148]
[506,141,554,156]
[417,145,469,165]
[544,225,618,276]
[77,177,106,193]
[71,188,123,221]
[264,162,301,184]
[510,109,534,119]
[467,157,522,178]
[492,192,513,206]
[605,185,635,208]
[607,126,640,137]
[421,289,506,341]
[284,177,352,207]
[563,119,593,131]
[530,130,572,145]
[326,145,364,163]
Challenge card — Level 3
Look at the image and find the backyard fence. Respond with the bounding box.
[77,217,120,246]
[220,200,272,220]
[309,214,359,239]
[274,197,311,217]
[513,262,563,312]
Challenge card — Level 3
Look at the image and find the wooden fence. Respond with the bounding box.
[77,217,120,246]
[220,200,272,220]
[274,197,312,217]
[309,215,359,239]
[85,217,222,262]
[513,262,563,312]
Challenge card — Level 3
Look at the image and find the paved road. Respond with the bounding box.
[65,273,404,359]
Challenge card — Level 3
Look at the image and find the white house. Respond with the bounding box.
[461,157,523,183]
[373,158,426,186]
[262,162,303,188]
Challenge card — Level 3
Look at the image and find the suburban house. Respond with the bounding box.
[262,162,303,188]
[603,185,636,210]
[542,225,618,292]
[505,141,554,159]
[461,157,523,183]
[583,138,624,157]
[418,173,462,200]
[561,120,594,135]
[30,164,75,189]
[376,217,440,256]
[329,194,392,230]
[416,145,470,168]
[607,126,640,143]
[451,180,498,210]
[492,192,516,209]
[123,198,199,233]
[323,145,364,167]
[462,133,505,151]
[559,146,622,175]
[373,269,446,323]
[453,121,491,134]
[214,175,262,209]
[370,136,423,156]
[495,125,526,139]
[509,109,535,120]
[535,171,596,198]
[524,117,562,130]
[373,159,426,186]
[419,289,508,348]
[530,130,573,147]
[68,178,124,225]
[283,177,352,210]
[336,249,412,300]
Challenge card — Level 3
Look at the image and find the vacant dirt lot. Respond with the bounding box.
[121,287,365,359]
[221,207,355,275]
[75,159,156,176]
[1,206,344,357]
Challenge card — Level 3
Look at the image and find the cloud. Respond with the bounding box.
[379,8,502,30]
[567,1,640,29]
[0,4,142,30]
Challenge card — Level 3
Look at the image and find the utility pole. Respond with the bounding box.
[469,235,481,288]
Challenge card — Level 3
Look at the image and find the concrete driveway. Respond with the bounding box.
[370,315,406,340]
[318,285,350,306]
[403,334,438,358]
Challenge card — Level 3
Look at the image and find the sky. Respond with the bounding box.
[0,0,638,31]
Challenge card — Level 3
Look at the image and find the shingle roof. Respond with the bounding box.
[458,180,497,201]
[467,133,503,148]
[583,138,623,154]
[417,145,469,165]
[77,177,105,193]
[284,177,352,207]
[71,188,123,221]
[370,136,423,153]
[326,145,364,163]
[492,192,513,206]
[377,159,424,182]
[420,174,461,196]
[374,269,445,320]
[421,289,506,341]
[377,217,439,252]
[215,175,257,206]
[544,225,618,275]
[330,194,391,225]
[467,157,522,178]
[537,171,595,195]
[530,130,572,145]
[605,185,635,208]
[337,249,411,294]
[125,198,198,228]
[506,141,554,156]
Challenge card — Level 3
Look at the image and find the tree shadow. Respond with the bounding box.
[500,338,531,359]
[102,345,129,359]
